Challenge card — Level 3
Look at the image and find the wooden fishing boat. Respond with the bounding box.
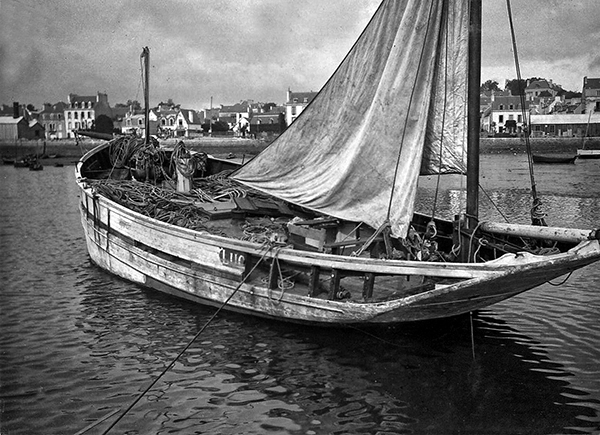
[532,153,577,164]
[76,0,600,325]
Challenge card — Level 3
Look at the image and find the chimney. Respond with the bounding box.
[13,102,19,118]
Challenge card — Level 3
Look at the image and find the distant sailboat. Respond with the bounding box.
[75,0,600,325]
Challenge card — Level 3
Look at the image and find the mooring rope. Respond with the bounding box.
[94,244,274,435]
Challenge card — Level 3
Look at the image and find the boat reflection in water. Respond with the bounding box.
[72,278,600,434]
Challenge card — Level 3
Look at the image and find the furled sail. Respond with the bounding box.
[232,0,469,238]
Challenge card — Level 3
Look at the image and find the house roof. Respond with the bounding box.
[69,94,96,102]
[41,102,68,114]
[0,116,24,124]
[583,77,600,89]
[29,120,44,129]
[287,92,317,104]
[220,102,249,113]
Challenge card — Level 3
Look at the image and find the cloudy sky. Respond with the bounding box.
[1,0,599,110]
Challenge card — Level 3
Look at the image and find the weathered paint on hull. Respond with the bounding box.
[77,185,600,325]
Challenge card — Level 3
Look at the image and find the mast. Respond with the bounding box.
[142,47,150,144]
[466,0,481,226]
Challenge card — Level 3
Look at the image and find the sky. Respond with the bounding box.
[1,0,599,111]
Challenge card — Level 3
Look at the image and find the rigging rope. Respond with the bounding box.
[431,0,450,224]
[506,0,547,226]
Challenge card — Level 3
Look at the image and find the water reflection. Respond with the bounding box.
[1,160,599,434]
[68,278,598,434]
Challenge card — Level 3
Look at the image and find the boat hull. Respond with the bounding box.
[76,175,600,324]
[577,149,600,159]
[532,153,577,164]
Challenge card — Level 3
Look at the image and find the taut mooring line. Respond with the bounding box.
[89,244,273,435]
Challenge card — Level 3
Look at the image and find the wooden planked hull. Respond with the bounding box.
[76,175,600,324]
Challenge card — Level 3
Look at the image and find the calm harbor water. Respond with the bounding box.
[1,155,599,435]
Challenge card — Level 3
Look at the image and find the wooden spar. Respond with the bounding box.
[466,0,481,225]
[479,222,600,244]
[142,47,150,145]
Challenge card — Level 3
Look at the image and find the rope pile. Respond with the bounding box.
[89,176,288,240]
[91,179,210,231]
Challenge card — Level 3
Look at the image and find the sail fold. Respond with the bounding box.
[232,0,469,237]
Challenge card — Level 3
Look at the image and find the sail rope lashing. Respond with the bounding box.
[506,0,546,226]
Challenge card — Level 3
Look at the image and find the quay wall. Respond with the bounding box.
[2,136,600,166]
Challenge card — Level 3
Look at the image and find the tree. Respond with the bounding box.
[505,79,527,96]
[505,77,545,96]
[481,80,501,93]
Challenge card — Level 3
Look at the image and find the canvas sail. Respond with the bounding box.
[232,0,469,238]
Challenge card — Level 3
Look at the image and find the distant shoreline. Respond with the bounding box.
[2,136,599,166]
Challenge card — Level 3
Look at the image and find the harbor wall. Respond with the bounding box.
[2,136,600,165]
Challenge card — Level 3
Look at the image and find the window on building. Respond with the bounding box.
[138,119,144,126]
[293,98,298,103]
[74,112,78,119]
[169,118,174,126]
[67,112,72,119]
[179,119,183,126]
[518,115,522,123]
[499,104,504,110]
[509,104,514,109]
[161,119,166,126]
[508,114,514,120]
[499,115,504,123]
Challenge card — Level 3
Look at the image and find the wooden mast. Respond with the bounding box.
[455,0,482,262]
[142,47,150,144]
[466,0,481,227]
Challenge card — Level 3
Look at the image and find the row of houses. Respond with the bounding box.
[482,76,600,137]
[6,74,597,142]
[0,88,317,141]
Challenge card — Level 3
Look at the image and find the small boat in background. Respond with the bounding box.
[532,153,577,164]
[576,149,600,159]
[3,158,15,165]
[13,159,29,168]
[29,159,43,171]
